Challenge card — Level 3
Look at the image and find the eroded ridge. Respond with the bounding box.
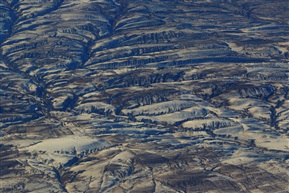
[1,0,289,192]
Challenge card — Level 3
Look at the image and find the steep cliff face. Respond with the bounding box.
[1,0,289,192]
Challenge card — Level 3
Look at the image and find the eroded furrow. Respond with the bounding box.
[1,1,289,192]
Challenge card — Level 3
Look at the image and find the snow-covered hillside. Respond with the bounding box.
[1,0,289,192]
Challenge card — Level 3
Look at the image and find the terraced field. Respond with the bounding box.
[1,0,289,192]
